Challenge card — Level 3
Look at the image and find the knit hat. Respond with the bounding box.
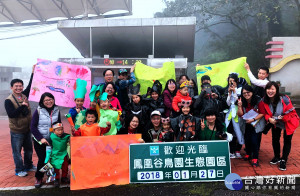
[74,78,87,99]
[180,80,190,89]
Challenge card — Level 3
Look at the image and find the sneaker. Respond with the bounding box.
[251,159,259,168]
[235,151,242,158]
[15,171,28,177]
[61,177,69,183]
[230,153,236,158]
[243,154,250,161]
[24,165,37,172]
[279,160,287,171]
[34,178,43,188]
[270,157,280,165]
[54,180,60,188]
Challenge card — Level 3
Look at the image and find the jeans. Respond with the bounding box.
[244,124,260,159]
[272,127,293,161]
[10,131,33,173]
[33,140,46,180]
[227,122,242,153]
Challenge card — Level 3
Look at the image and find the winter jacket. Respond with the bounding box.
[193,90,222,118]
[163,90,175,117]
[143,95,165,115]
[262,95,299,135]
[172,91,192,113]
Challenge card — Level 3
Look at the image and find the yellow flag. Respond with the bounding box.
[196,57,250,92]
[134,62,176,95]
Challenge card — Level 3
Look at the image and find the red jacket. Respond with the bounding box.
[172,91,192,112]
[262,95,299,135]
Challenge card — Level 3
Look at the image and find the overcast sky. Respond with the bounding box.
[0,0,166,70]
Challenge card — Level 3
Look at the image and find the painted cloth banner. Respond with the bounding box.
[134,62,176,95]
[196,57,250,92]
[29,59,91,108]
[70,134,141,190]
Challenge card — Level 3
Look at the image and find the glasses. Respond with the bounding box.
[168,83,175,86]
[181,100,191,107]
[43,99,53,102]
[161,118,170,123]
[105,74,113,77]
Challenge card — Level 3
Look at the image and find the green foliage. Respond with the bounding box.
[156,0,300,76]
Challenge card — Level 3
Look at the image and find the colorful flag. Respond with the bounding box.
[134,61,176,95]
[196,57,250,92]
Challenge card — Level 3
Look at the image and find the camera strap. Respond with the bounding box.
[11,94,22,107]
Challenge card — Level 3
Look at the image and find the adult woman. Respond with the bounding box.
[142,110,163,143]
[118,114,141,135]
[237,85,265,167]
[177,74,189,88]
[163,79,177,117]
[224,73,244,158]
[198,109,227,141]
[31,92,61,188]
[103,82,122,112]
[262,81,299,171]
[188,79,198,98]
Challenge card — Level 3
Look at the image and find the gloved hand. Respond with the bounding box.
[44,146,52,164]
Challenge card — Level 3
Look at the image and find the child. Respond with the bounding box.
[98,92,120,135]
[143,80,165,115]
[172,81,192,113]
[68,79,87,131]
[159,117,174,142]
[44,122,70,188]
[170,101,200,141]
[72,109,111,136]
[125,84,149,128]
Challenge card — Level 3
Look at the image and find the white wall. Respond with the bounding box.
[269,37,300,96]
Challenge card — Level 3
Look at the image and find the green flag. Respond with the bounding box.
[134,61,176,95]
[196,57,250,92]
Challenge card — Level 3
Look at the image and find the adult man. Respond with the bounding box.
[4,65,36,177]
[115,64,136,108]
[90,69,120,101]
[244,63,269,98]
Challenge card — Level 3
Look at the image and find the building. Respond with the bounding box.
[57,17,196,84]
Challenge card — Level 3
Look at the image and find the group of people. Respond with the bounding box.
[4,62,299,189]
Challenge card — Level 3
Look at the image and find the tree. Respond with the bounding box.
[155,0,299,76]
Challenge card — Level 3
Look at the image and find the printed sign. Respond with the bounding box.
[130,141,231,183]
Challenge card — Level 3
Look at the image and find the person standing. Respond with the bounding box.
[4,65,36,177]
[262,81,299,171]
[244,63,269,98]
[115,64,136,108]
[31,92,61,188]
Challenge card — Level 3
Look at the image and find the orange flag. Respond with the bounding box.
[70,134,141,190]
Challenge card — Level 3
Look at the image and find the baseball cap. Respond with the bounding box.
[119,68,128,75]
[150,110,161,117]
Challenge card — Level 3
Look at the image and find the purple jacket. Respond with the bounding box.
[163,89,174,117]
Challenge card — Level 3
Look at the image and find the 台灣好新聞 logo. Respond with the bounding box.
[225,173,243,190]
